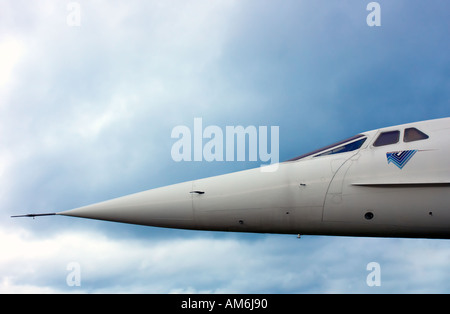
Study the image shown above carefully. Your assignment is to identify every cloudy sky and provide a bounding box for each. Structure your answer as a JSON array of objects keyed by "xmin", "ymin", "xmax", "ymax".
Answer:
[{"xmin": 1, "ymin": 0, "xmax": 449, "ymax": 293}]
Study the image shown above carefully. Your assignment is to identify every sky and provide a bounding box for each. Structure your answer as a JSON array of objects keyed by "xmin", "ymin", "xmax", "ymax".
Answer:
[{"xmin": 1, "ymin": 0, "xmax": 449, "ymax": 293}]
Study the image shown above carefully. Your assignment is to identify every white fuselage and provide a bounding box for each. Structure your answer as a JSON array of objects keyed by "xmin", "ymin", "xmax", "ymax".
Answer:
[{"xmin": 60, "ymin": 117, "xmax": 450, "ymax": 239}]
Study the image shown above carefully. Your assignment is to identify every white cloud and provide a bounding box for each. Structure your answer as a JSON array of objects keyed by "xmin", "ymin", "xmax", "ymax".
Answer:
[
  {"xmin": 68, "ymin": 94, "xmax": 134, "ymax": 140},
  {"xmin": 0, "ymin": 37, "xmax": 25, "ymax": 89},
  {"xmin": 2, "ymin": 223, "xmax": 450, "ymax": 294}
]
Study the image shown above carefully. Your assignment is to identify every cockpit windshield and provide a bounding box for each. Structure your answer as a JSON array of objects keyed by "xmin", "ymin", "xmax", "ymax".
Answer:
[{"xmin": 287, "ymin": 134, "xmax": 366, "ymax": 162}]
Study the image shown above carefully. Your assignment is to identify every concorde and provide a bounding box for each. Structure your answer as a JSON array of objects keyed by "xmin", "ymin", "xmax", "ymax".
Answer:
[{"xmin": 13, "ymin": 117, "xmax": 450, "ymax": 239}]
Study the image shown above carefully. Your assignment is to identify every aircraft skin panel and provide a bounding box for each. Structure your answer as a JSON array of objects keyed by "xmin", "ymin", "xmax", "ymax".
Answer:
[{"xmin": 190, "ymin": 158, "xmax": 335, "ymax": 233}]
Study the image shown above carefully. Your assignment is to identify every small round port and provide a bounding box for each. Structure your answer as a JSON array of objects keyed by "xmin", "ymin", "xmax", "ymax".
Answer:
[{"xmin": 364, "ymin": 212, "xmax": 374, "ymax": 220}]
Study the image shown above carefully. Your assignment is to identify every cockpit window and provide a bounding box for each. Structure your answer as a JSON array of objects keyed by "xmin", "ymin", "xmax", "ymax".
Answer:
[
  {"xmin": 373, "ymin": 130, "xmax": 400, "ymax": 147},
  {"xmin": 287, "ymin": 134, "xmax": 366, "ymax": 161},
  {"xmin": 314, "ymin": 137, "xmax": 367, "ymax": 157},
  {"xmin": 404, "ymin": 127, "xmax": 429, "ymax": 142}
]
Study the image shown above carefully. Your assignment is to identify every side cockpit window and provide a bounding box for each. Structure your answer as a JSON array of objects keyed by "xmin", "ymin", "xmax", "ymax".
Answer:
[
  {"xmin": 373, "ymin": 130, "xmax": 400, "ymax": 147},
  {"xmin": 404, "ymin": 127, "xmax": 429, "ymax": 142},
  {"xmin": 287, "ymin": 134, "xmax": 366, "ymax": 161},
  {"xmin": 314, "ymin": 137, "xmax": 367, "ymax": 157}
]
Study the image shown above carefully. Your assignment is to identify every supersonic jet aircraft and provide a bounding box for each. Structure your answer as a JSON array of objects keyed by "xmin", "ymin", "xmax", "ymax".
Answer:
[{"xmin": 13, "ymin": 117, "xmax": 450, "ymax": 239}]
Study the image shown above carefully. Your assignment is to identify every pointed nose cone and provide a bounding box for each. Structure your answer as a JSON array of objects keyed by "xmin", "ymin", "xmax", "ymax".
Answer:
[{"xmin": 59, "ymin": 181, "xmax": 195, "ymax": 229}]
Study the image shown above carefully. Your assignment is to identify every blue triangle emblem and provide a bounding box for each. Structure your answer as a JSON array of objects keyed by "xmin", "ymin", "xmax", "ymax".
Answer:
[{"xmin": 386, "ymin": 150, "xmax": 417, "ymax": 169}]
